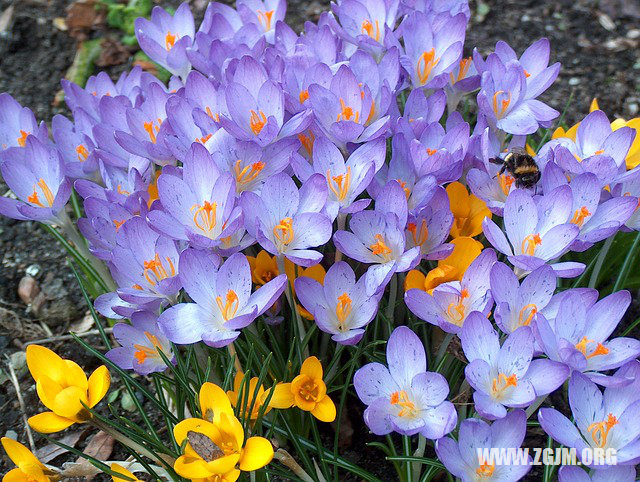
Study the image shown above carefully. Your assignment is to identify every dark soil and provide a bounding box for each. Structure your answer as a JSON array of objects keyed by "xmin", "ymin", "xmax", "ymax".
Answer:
[{"xmin": 1, "ymin": 0, "xmax": 639, "ymax": 479}]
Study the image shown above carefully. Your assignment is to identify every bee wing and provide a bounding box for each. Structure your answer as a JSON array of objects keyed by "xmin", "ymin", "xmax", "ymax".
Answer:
[{"xmin": 187, "ymin": 431, "xmax": 225, "ymax": 462}]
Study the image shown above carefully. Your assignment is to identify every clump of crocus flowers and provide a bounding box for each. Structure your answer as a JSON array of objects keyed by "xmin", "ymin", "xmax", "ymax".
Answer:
[{"xmin": 2, "ymin": 0, "xmax": 640, "ymax": 480}]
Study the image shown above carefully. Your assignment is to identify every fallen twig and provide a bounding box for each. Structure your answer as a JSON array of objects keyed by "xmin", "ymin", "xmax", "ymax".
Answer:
[
  {"xmin": 6, "ymin": 355, "xmax": 36, "ymax": 452},
  {"xmin": 24, "ymin": 327, "xmax": 114, "ymax": 346}
]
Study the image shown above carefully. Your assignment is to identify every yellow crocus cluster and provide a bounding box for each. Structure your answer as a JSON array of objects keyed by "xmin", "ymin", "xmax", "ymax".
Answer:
[
  {"xmin": 1, "ymin": 437, "xmax": 57, "ymax": 482},
  {"xmin": 26, "ymin": 345, "xmax": 110, "ymax": 433}
]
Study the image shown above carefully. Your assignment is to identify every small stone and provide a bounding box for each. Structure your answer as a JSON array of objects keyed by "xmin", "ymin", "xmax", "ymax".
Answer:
[
  {"xmin": 629, "ymin": 103, "xmax": 639, "ymax": 115},
  {"xmin": 18, "ymin": 276, "xmax": 40, "ymax": 304},
  {"xmin": 9, "ymin": 351, "xmax": 27, "ymax": 375},
  {"xmin": 4, "ymin": 430, "xmax": 17, "ymax": 441},
  {"xmin": 568, "ymin": 77, "xmax": 581, "ymax": 86},
  {"xmin": 628, "ymin": 29, "xmax": 640, "ymax": 39},
  {"xmin": 521, "ymin": 14, "xmax": 531, "ymax": 22},
  {"xmin": 25, "ymin": 264, "xmax": 41, "ymax": 278}
]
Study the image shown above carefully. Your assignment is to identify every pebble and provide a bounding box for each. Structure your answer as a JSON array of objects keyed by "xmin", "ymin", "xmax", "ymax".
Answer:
[
  {"xmin": 18, "ymin": 276, "xmax": 40, "ymax": 304},
  {"xmin": 568, "ymin": 77, "xmax": 581, "ymax": 86},
  {"xmin": 629, "ymin": 103, "xmax": 639, "ymax": 115},
  {"xmin": 25, "ymin": 264, "xmax": 41, "ymax": 278},
  {"xmin": 4, "ymin": 430, "xmax": 17, "ymax": 441},
  {"xmin": 628, "ymin": 29, "xmax": 640, "ymax": 39},
  {"xmin": 9, "ymin": 351, "xmax": 27, "ymax": 374}
]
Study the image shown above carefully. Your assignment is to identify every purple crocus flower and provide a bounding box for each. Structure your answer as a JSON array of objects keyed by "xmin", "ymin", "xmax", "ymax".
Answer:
[
  {"xmin": 399, "ymin": 11, "xmax": 466, "ymax": 89},
  {"xmin": 333, "ymin": 181, "xmax": 421, "ymax": 295},
  {"xmin": 0, "ymin": 135, "xmax": 71, "ymax": 223},
  {"xmin": 610, "ymin": 168, "xmax": 640, "ymax": 231},
  {"xmin": 240, "ymin": 173, "xmax": 332, "ymax": 267},
  {"xmin": 106, "ymin": 311, "xmax": 175, "ymax": 375},
  {"xmin": 237, "ymin": 0, "xmax": 286, "ymax": 42},
  {"xmin": 476, "ymin": 39, "xmax": 561, "ymax": 106},
  {"xmin": 444, "ymin": 55, "xmax": 480, "ymax": 113},
  {"xmin": 461, "ymin": 312, "xmax": 569, "ymax": 420},
  {"xmin": 292, "ymin": 136, "xmax": 384, "ymax": 220},
  {"xmin": 559, "ymin": 465, "xmax": 637, "ymax": 482},
  {"xmin": 207, "ymin": 129, "xmax": 297, "ymax": 194},
  {"xmin": 482, "ymin": 187, "xmax": 583, "ymax": 277},
  {"xmin": 0, "ymin": 93, "xmax": 47, "ymax": 156},
  {"xmin": 147, "ymin": 144, "xmax": 243, "ymax": 249},
  {"xmin": 539, "ymin": 369, "xmax": 640, "ymax": 466},
  {"xmin": 538, "ymin": 110, "xmax": 635, "ymax": 171},
  {"xmin": 295, "ymin": 261, "xmax": 379, "ymax": 345},
  {"xmin": 534, "ymin": 289, "xmax": 640, "ymax": 386},
  {"xmin": 541, "ymin": 169, "xmax": 638, "ymax": 251},
  {"xmin": 490, "ymin": 262, "xmax": 556, "ymax": 334},
  {"xmin": 158, "ymin": 249, "xmax": 286, "ymax": 347},
  {"xmin": 404, "ymin": 249, "xmax": 496, "ymax": 334},
  {"xmin": 105, "ymin": 216, "xmax": 182, "ymax": 306},
  {"xmin": 354, "ymin": 326, "xmax": 457, "ymax": 438},
  {"xmin": 328, "ymin": 0, "xmax": 400, "ymax": 58},
  {"xmin": 435, "ymin": 410, "xmax": 532, "ymax": 481},
  {"xmin": 51, "ymin": 114, "xmax": 98, "ymax": 179},
  {"xmin": 477, "ymin": 53, "xmax": 559, "ymax": 135},
  {"xmin": 308, "ymin": 64, "xmax": 390, "ymax": 149},
  {"xmin": 395, "ymin": 88, "xmax": 446, "ymax": 140},
  {"xmin": 219, "ymin": 56, "xmax": 311, "ymax": 147},
  {"xmin": 405, "ymin": 187, "xmax": 454, "ymax": 260},
  {"xmin": 135, "ymin": 2, "xmax": 195, "ymax": 79}
]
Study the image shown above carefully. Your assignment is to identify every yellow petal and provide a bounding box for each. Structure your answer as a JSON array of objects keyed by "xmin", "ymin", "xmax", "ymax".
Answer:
[
  {"xmin": 404, "ymin": 270, "xmax": 426, "ymax": 292},
  {"xmin": 111, "ymin": 462, "xmax": 139, "ymax": 481},
  {"xmin": 311, "ymin": 395, "xmax": 336, "ymax": 422},
  {"xmin": 299, "ymin": 263, "xmax": 326, "ymax": 283},
  {"xmin": 300, "ymin": 356, "xmax": 323, "ymax": 380},
  {"xmin": 26, "ymin": 345, "xmax": 66, "ymax": 385},
  {"xmin": 52, "ymin": 386, "xmax": 90, "ymax": 421},
  {"xmin": 28, "ymin": 412, "xmax": 75, "ymax": 433},
  {"xmin": 440, "ymin": 237, "xmax": 483, "ymax": 277},
  {"xmin": 63, "ymin": 359, "xmax": 89, "ymax": 391},
  {"xmin": 590, "ymin": 98, "xmax": 600, "ymax": 112},
  {"xmin": 1, "ymin": 437, "xmax": 43, "ymax": 470},
  {"xmin": 266, "ymin": 383, "xmax": 295, "ymax": 409},
  {"xmin": 207, "ymin": 454, "xmax": 241, "ymax": 475},
  {"xmin": 174, "ymin": 455, "xmax": 216, "ymax": 479},
  {"xmin": 525, "ymin": 143, "xmax": 536, "ymax": 157},
  {"xmin": 238, "ymin": 437, "xmax": 274, "ymax": 471},
  {"xmin": 3, "ymin": 468, "xmax": 32, "ymax": 482},
  {"xmin": 88, "ymin": 365, "xmax": 110, "ymax": 407},
  {"xmin": 36, "ymin": 376, "xmax": 63, "ymax": 412},
  {"xmin": 467, "ymin": 195, "xmax": 491, "ymax": 237},
  {"xmin": 217, "ymin": 412, "xmax": 244, "ymax": 450},
  {"xmin": 446, "ymin": 182, "xmax": 470, "ymax": 219},
  {"xmin": 423, "ymin": 265, "xmax": 456, "ymax": 292},
  {"xmin": 173, "ymin": 418, "xmax": 218, "ymax": 447},
  {"xmin": 199, "ymin": 382, "xmax": 233, "ymax": 423}
]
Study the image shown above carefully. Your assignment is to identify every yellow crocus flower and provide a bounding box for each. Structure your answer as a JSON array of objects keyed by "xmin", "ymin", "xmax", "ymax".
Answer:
[
  {"xmin": 446, "ymin": 182, "xmax": 491, "ymax": 238},
  {"xmin": 268, "ymin": 356, "xmax": 336, "ymax": 422},
  {"xmin": 405, "ymin": 237, "xmax": 483, "ymax": 293},
  {"xmin": 1, "ymin": 437, "xmax": 58, "ymax": 482},
  {"xmin": 26, "ymin": 345, "xmax": 110, "ymax": 433},
  {"xmin": 226, "ymin": 372, "xmax": 272, "ymax": 420},
  {"xmin": 247, "ymin": 250, "xmax": 326, "ymax": 319},
  {"xmin": 111, "ymin": 463, "xmax": 140, "ymax": 481}
]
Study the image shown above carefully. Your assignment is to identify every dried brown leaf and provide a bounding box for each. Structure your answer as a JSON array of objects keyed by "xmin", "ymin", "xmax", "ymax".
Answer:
[{"xmin": 36, "ymin": 430, "xmax": 85, "ymax": 463}]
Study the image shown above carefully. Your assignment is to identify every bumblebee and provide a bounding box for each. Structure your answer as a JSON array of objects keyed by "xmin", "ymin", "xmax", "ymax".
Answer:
[{"xmin": 490, "ymin": 147, "xmax": 540, "ymax": 189}]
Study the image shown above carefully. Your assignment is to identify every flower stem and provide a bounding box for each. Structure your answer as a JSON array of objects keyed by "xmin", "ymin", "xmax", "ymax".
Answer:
[
  {"xmin": 412, "ymin": 435, "xmax": 427, "ymax": 482},
  {"xmin": 385, "ymin": 274, "xmax": 398, "ymax": 324},
  {"xmin": 228, "ymin": 342, "xmax": 243, "ymax": 374},
  {"xmin": 525, "ymin": 394, "xmax": 548, "ymax": 419},
  {"xmin": 274, "ymin": 448, "xmax": 315, "ymax": 482},
  {"xmin": 276, "ymin": 255, "xmax": 309, "ymax": 358},
  {"xmin": 334, "ymin": 213, "xmax": 347, "ymax": 263}
]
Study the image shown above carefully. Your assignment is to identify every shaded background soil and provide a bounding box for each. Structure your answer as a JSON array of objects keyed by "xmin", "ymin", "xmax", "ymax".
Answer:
[{"xmin": 1, "ymin": 0, "xmax": 639, "ymax": 479}]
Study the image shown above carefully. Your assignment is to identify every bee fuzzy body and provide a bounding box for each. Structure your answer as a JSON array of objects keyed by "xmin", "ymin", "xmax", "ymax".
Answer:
[{"xmin": 491, "ymin": 147, "xmax": 541, "ymax": 190}]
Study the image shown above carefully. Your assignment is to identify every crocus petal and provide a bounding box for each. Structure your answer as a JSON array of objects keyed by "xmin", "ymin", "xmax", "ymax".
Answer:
[
  {"xmin": 311, "ymin": 396, "xmax": 337, "ymax": 422},
  {"xmin": 87, "ymin": 365, "xmax": 111, "ymax": 407},
  {"xmin": 28, "ymin": 412, "xmax": 75, "ymax": 433},
  {"xmin": 238, "ymin": 436, "xmax": 274, "ymax": 471}
]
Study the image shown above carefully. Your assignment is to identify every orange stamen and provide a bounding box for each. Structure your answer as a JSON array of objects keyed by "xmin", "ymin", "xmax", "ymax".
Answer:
[
  {"xmin": 498, "ymin": 173, "xmax": 515, "ymax": 196},
  {"xmin": 143, "ymin": 253, "xmax": 176, "ymax": 286},
  {"xmin": 216, "ymin": 289, "xmax": 239, "ymax": 321},
  {"xmin": 75, "ymin": 144, "xmax": 89, "ymax": 161},
  {"xmin": 361, "ymin": 19, "xmax": 381, "ymax": 42},
  {"xmin": 518, "ymin": 303, "xmax": 538, "ymax": 327},
  {"xmin": 257, "ymin": 9, "xmax": 275, "ymax": 31},
  {"xmin": 570, "ymin": 206, "xmax": 591, "ymax": 227},
  {"xmin": 196, "ymin": 134, "xmax": 212, "ymax": 144},
  {"xmin": 143, "ymin": 118, "xmax": 162, "ymax": 144},
  {"xmin": 492, "ymin": 90, "xmax": 511, "ymax": 119},
  {"xmin": 205, "ymin": 106, "xmax": 220, "ymax": 122},
  {"xmin": 370, "ymin": 234, "xmax": 392, "ymax": 260},
  {"xmin": 190, "ymin": 200, "xmax": 218, "ymax": 234},
  {"xmin": 234, "ymin": 159, "xmax": 265, "ymax": 186},
  {"xmin": 299, "ymin": 89, "xmax": 309, "ymax": 104},
  {"xmin": 335, "ymin": 293, "xmax": 352, "ymax": 330},
  {"xmin": 390, "ymin": 390, "xmax": 417, "ymax": 417},
  {"xmin": 17, "ymin": 130, "xmax": 29, "ymax": 147},
  {"xmin": 113, "ymin": 219, "xmax": 126, "ymax": 231},
  {"xmin": 587, "ymin": 413, "xmax": 618, "ymax": 448},
  {"xmin": 492, "ymin": 373, "xmax": 518, "ymax": 395},
  {"xmin": 521, "ymin": 233, "xmax": 542, "ymax": 256},
  {"xmin": 165, "ymin": 32, "xmax": 177, "ymax": 51},
  {"xmin": 476, "ymin": 461, "xmax": 495, "ymax": 477},
  {"xmin": 575, "ymin": 337, "xmax": 610, "ymax": 360},
  {"xmin": 417, "ymin": 48, "xmax": 440, "ymax": 85},
  {"xmin": 27, "ymin": 179, "xmax": 55, "ymax": 207},
  {"xmin": 426, "ymin": 148, "xmax": 437, "ymax": 156},
  {"xmin": 337, "ymin": 98, "xmax": 359, "ymax": 123},
  {"xmin": 407, "ymin": 220, "xmax": 429, "ymax": 247},
  {"xmin": 133, "ymin": 332, "xmax": 163, "ymax": 364},
  {"xmin": 327, "ymin": 167, "xmax": 351, "ymax": 201},
  {"xmin": 396, "ymin": 179, "xmax": 411, "ymax": 199},
  {"xmin": 274, "ymin": 217, "xmax": 294, "ymax": 246},
  {"xmin": 298, "ymin": 131, "xmax": 315, "ymax": 156},
  {"xmin": 250, "ymin": 110, "xmax": 267, "ymax": 135},
  {"xmin": 594, "ymin": 149, "xmax": 605, "ymax": 155},
  {"xmin": 446, "ymin": 288, "xmax": 469, "ymax": 325}
]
